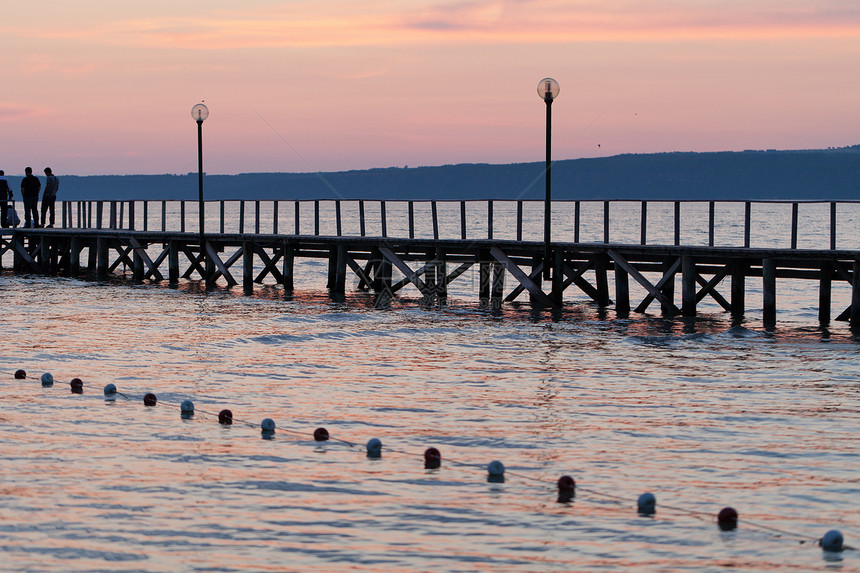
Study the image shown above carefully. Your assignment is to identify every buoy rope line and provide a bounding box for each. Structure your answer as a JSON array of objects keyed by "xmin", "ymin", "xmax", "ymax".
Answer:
[{"xmin": 6, "ymin": 369, "xmax": 851, "ymax": 553}]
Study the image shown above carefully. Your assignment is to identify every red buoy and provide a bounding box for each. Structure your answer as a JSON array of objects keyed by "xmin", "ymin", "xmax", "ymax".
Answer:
[
  {"xmin": 557, "ymin": 475, "xmax": 576, "ymax": 502},
  {"xmin": 717, "ymin": 507, "xmax": 738, "ymax": 531},
  {"xmin": 14, "ymin": 369, "xmax": 26, "ymax": 379},
  {"xmin": 313, "ymin": 427, "xmax": 329, "ymax": 441},
  {"xmin": 143, "ymin": 393, "xmax": 157, "ymax": 407},
  {"xmin": 70, "ymin": 378, "xmax": 83, "ymax": 394},
  {"xmin": 218, "ymin": 409, "xmax": 233, "ymax": 425},
  {"xmin": 424, "ymin": 447, "xmax": 441, "ymax": 469}
]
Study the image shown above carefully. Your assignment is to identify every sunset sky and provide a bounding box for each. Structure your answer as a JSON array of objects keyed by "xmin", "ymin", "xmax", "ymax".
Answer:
[{"xmin": 2, "ymin": 1, "xmax": 859, "ymax": 175}]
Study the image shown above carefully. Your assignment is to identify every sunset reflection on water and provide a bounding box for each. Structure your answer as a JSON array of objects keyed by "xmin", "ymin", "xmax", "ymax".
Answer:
[{"xmin": 0, "ymin": 273, "xmax": 856, "ymax": 571}]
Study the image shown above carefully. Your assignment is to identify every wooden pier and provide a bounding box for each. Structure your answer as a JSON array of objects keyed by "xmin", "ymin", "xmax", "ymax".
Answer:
[{"xmin": 2, "ymin": 224, "xmax": 859, "ymax": 326}]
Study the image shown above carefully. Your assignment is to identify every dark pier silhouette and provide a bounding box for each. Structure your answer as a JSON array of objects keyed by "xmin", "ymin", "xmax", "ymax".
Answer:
[{"xmin": 1, "ymin": 198, "xmax": 858, "ymax": 326}]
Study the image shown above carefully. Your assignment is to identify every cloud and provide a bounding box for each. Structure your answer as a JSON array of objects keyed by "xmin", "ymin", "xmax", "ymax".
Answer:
[
  {"xmin": 0, "ymin": 104, "xmax": 49, "ymax": 121},
  {"xmin": 14, "ymin": 0, "xmax": 860, "ymax": 50}
]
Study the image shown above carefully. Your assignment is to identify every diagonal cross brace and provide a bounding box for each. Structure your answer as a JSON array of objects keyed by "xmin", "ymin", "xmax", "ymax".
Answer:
[
  {"xmin": 379, "ymin": 246, "xmax": 432, "ymax": 296},
  {"xmin": 607, "ymin": 249, "xmax": 680, "ymax": 314},
  {"xmin": 490, "ymin": 247, "xmax": 553, "ymax": 306}
]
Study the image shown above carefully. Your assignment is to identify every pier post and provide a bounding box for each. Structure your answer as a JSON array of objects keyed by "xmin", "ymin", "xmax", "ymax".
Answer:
[
  {"xmin": 595, "ymin": 253, "xmax": 610, "ymax": 307},
  {"xmin": 243, "ymin": 241, "xmax": 254, "ymax": 295},
  {"xmin": 551, "ymin": 249, "xmax": 564, "ymax": 305},
  {"xmin": 326, "ymin": 247, "xmax": 337, "ymax": 289},
  {"xmin": 762, "ymin": 258, "xmax": 777, "ymax": 325},
  {"xmin": 492, "ymin": 260, "xmax": 505, "ymax": 309},
  {"xmin": 69, "ymin": 237, "xmax": 80, "ymax": 276},
  {"xmin": 168, "ymin": 241, "xmax": 179, "ymax": 286},
  {"xmin": 819, "ymin": 262, "xmax": 832, "ymax": 324},
  {"xmin": 660, "ymin": 257, "xmax": 676, "ymax": 315},
  {"xmin": 334, "ymin": 245, "xmax": 347, "ymax": 293},
  {"xmin": 681, "ymin": 255, "xmax": 696, "ymax": 316},
  {"xmin": 614, "ymin": 260, "xmax": 630, "ymax": 316},
  {"xmin": 282, "ymin": 243, "xmax": 294, "ymax": 292},
  {"xmin": 851, "ymin": 260, "xmax": 860, "ymax": 327},
  {"xmin": 39, "ymin": 236, "xmax": 49, "ymax": 273},
  {"xmin": 96, "ymin": 237, "xmax": 109, "ymax": 280},
  {"xmin": 731, "ymin": 260, "xmax": 746, "ymax": 318},
  {"xmin": 435, "ymin": 247, "xmax": 448, "ymax": 304},
  {"xmin": 479, "ymin": 250, "xmax": 490, "ymax": 306},
  {"xmin": 132, "ymin": 240, "xmax": 144, "ymax": 283}
]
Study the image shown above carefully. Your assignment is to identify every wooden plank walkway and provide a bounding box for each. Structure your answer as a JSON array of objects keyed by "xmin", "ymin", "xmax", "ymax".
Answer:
[{"xmin": 2, "ymin": 228, "xmax": 858, "ymax": 326}]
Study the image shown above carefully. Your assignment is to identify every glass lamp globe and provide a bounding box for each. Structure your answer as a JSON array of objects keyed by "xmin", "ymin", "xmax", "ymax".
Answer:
[
  {"xmin": 191, "ymin": 103, "xmax": 209, "ymax": 122},
  {"xmin": 537, "ymin": 78, "xmax": 560, "ymax": 101}
]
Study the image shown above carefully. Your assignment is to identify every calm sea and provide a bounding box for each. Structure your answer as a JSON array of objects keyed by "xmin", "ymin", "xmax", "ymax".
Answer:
[{"xmin": 0, "ymin": 202, "xmax": 857, "ymax": 572}]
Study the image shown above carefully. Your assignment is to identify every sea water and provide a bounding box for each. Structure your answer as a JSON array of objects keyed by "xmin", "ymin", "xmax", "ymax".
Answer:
[{"xmin": 0, "ymin": 202, "xmax": 857, "ymax": 572}]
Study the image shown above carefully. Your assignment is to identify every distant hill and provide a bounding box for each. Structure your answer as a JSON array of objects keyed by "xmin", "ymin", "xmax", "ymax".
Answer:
[{"xmin": 6, "ymin": 147, "xmax": 859, "ymax": 201}]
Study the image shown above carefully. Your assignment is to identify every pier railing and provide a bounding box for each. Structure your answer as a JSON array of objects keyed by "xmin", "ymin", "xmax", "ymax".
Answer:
[{"xmin": 45, "ymin": 198, "xmax": 860, "ymax": 250}]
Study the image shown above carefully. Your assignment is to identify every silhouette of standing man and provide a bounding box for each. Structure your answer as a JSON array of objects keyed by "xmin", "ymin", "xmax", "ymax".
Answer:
[
  {"xmin": 21, "ymin": 167, "xmax": 41, "ymax": 228},
  {"xmin": 41, "ymin": 167, "xmax": 58, "ymax": 228},
  {"xmin": 0, "ymin": 170, "xmax": 11, "ymax": 228}
]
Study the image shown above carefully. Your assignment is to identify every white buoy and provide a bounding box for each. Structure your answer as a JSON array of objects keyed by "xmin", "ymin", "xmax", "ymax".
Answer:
[
  {"xmin": 261, "ymin": 418, "xmax": 276, "ymax": 434},
  {"xmin": 104, "ymin": 383, "xmax": 117, "ymax": 396},
  {"xmin": 180, "ymin": 400, "xmax": 194, "ymax": 417},
  {"xmin": 637, "ymin": 492, "xmax": 656, "ymax": 515},
  {"xmin": 487, "ymin": 460, "xmax": 505, "ymax": 483},
  {"xmin": 366, "ymin": 438, "xmax": 382, "ymax": 458},
  {"xmin": 820, "ymin": 530, "xmax": 844, "ymax": 552},
  {"xmin": 41, "ymin": 373, "xmax": 54, "ymax": 386}
]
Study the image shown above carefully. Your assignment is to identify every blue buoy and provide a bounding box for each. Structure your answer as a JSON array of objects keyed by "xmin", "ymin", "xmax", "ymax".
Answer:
[
  {"xmin": 487, "ymin": 460, "xmax": 505, "ymax": 483},
  {"xmin": 557, "ymin": 475, "xmax": 576, "ymax": 503},
  {"xmin": 261, "ymin": 418, "xmax": 276, "ymax": 434},
  {"xmin": 40, "ymin": 373, "xmax": 54, "ymax": 387},
  {"xmin": 366, "ymin": 438, "xmax": 382, "ymax": 458},
  {"xmin": 70, "ymin": 378, "xmax": 83, "ymax": 394},
  {"xmin": 104, "ymin": 383, "xmax": 117, "ymax": 396},
  {"xmin": 638, "ymin": 492, "xmax": 656, "ymax": 515},
  {"xmin": 218, "ymin": 409, "xmax": 233, "ymax": 425},
  {"xmin": 14, "ymin": 369, "xmax": 26, "ymax": 380},
  {"xmin": 180, "ymin": 399, "xmax": 194, "ymax": 418},
  {"xmin": 820, "ymin": 530, "xmax": 844, "ymax": 552},
  {"xmin": 717, "ymin": 507, "xmax": 738, "ymax": 531}
]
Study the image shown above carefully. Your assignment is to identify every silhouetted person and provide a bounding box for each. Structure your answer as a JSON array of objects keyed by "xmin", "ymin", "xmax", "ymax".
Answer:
[
  {"xmin": 41, "ymin": 167, "xmax": 58, "ymax": 228},
  {"xmin": 20, "ymin": 167, "xmax": 40, "ymax": 228},
  {"xmin": 0, "ymin": 170, "xmax": 11, "ymax": 228}
]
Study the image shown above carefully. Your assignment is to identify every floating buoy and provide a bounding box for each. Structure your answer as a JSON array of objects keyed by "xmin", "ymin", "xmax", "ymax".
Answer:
[
  {"xmin": 424, "ymin": 447, "xmax": 441, "ymax": 469},
  {"xmin": 261, "ymin": 418, "xmax": 276, "ymax": 434},
  {"xmin": 637, "ymin": 492, "xmax": 656, "ymax": 515},
  {"xmin": 180, "ymin": 400, "xmax": 194, "ymax": 418},
  {"xmin": 557, "ymin": 475, "xmax": 576, "ymax": 503},
  {"xmin": 218, "ymin": 409, "xmax": 233, "ymax": 425},
  {"xmin": 717, "ymin": 507, "xmax": 738, "ymax": 531},
  {"xmin": 14, "ymin": 369, "xmax": 26, "ymax": 380},
  {"xmin": 70, "ymin": 378, "xmax": 83, "ymax": 394},
  {"xmin": 366, "ymin": 438, "xmax": 382, "ymax": 458},
  {"xmin": 487, "ymin": 460, "xmax": 505, "ymax": 483},
  {"xmin": 313, "ymin": 427, "xmax": 329, "ymax": 442},
  {"xmin": 143, "ymin": 393, "xmax": 157, "ymax": 407},
  {"xmin": 104, "ymin": 383, "xmax": 117, "ymax": 396},
  {"xmin": 820, "ymin": 530, "xmax": 844, "ymax": 552},
  {"xmin": 40, "ymin": 373, "xmax": 54, "ymax": 387}
]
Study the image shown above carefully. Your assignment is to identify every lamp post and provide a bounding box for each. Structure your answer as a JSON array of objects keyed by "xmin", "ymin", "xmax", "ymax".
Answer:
[
  {"xmin": 191, "ymin": 103, "xmax": 209, "ymax": 245},
  {"xmin": 538, "ymin": 78, "xmax": 559, "ymax": 281}
]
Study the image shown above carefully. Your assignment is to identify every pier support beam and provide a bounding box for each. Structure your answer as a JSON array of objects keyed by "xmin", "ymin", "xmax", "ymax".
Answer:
[
  {"xmin": 762, "ymin": 258, "xmax": 777, "ymax": 325},
  {"xmin": 731, "ymin": 260, "xmax": 746, "ymax": 319},
  {"xmin": 168, "ymin": 241, "xmax": 179, "ymax": 286},
  {"xmin": 96, "ymin": 237, "xmax": 109, "ymax": 280},
  {"xmin": 243, "ymin": 241, "xmax": 254, "ymax": 295},
  {"xmin": 819, "ymin": 262, "xmax": 832, "ymax": 324},
  {"xmin": 681, "ymin": 255, "xmax": 696, "ymax": 316},
  {"xmin": 614, "ymin": 262, "xmax": 630, "ymax": 317},
  {"xmin": 282, "ymin": 244, "xmax": 294, "ymax": 292},
  {"xmin": 851, "ymin": 260, "xmax": 860, "ymax": 327}
]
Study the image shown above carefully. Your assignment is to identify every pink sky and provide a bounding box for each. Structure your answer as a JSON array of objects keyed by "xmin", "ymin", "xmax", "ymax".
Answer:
[{"xmin": 1, "ymin": 1, "xmax": 859, "ymax": 175}]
